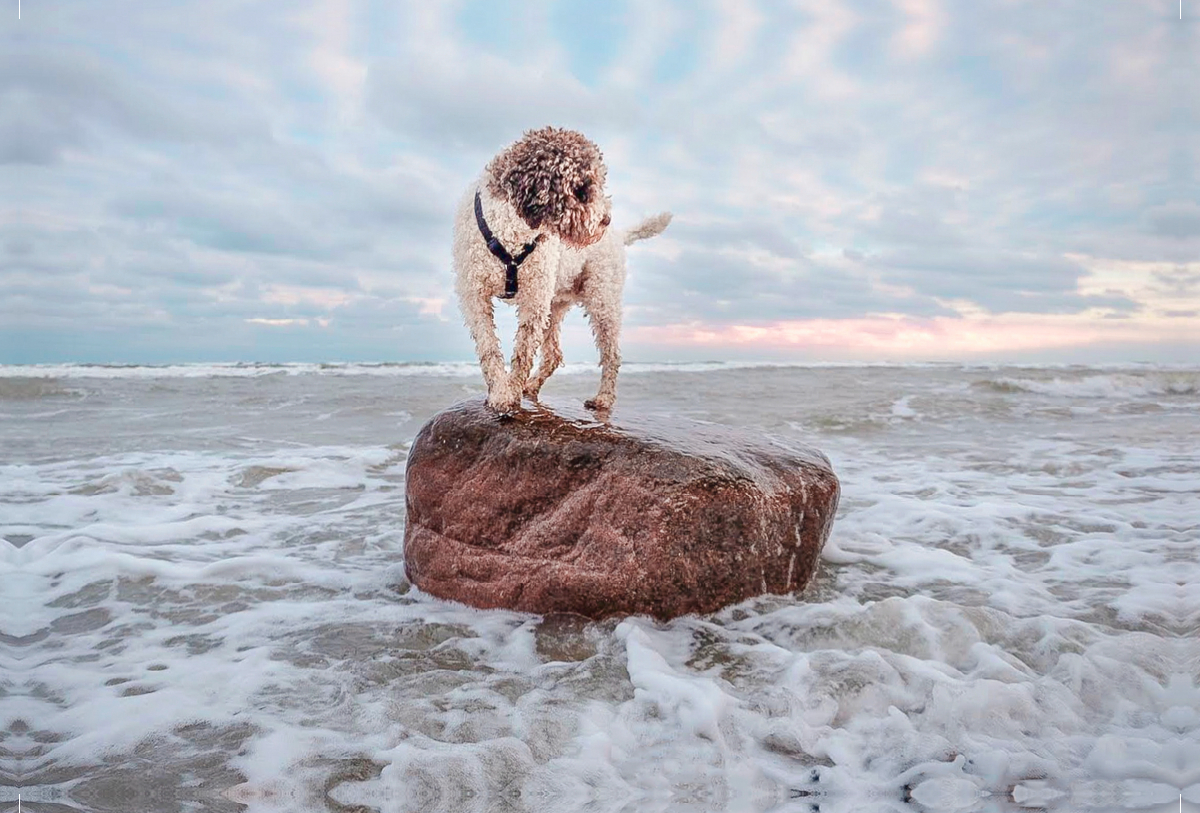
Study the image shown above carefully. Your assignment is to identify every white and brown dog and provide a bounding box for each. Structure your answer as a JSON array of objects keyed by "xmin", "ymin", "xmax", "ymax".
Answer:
[{"xmin": 453, "ymin": 126, "xmax": 671, "ymax": 414}]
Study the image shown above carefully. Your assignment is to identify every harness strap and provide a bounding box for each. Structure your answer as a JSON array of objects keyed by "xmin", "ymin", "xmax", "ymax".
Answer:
[{"xmin": 474, "ymin": 190, "xmax": 541, "ymax": 299}]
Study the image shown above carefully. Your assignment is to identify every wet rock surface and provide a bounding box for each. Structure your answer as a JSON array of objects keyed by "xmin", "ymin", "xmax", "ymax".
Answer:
[{"xmin": 403, "ymin": 398, "xmax": 840, "ymax": 619}]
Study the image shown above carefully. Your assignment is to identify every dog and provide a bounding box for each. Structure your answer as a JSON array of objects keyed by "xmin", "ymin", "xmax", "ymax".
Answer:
[{"xmin": 453, "ymin": 126, "xmax": 671, "ymax": 414}]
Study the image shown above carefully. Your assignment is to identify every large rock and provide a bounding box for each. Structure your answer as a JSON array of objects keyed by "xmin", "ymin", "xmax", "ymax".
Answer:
[{"xmin": 403, "ymin": 398, "xmax": 840, "ymax": 620}]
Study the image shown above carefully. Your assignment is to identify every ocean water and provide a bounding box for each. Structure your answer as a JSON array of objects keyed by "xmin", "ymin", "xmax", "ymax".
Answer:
[{"xmin": 2, "ymin": 362, "xmax": 1198, "ymax": 813}]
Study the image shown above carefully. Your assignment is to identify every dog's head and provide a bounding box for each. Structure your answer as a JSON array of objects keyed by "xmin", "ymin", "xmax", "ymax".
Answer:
[{"xmin": 486, "ymin": 127, "xmax": 611, "ymax": 248}]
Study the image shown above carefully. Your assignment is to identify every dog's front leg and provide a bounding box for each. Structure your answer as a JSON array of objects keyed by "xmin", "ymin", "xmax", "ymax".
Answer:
[
  {"xmin": 458, "ymin": 290, "xmax": 515, "ymax": 412},
  {"xmin": 505, "ymin": 267, "xmax": 556, "ymax": 412}
]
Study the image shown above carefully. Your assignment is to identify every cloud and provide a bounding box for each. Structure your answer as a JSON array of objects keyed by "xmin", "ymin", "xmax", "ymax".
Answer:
[
  {"xmin": 245, "ymin": 317, "xmax": 327, "ymax": 327},
  {"xmin": 1, "ymin": 49, "xmax": 269, "ymax": 165},
  {"xmin": 891, "ymin": 0, "xmax": 944, "ymax": 59},
  {"xmin": 1145, "ymin": 201, "xmax": 1200, "ymax": 240},
  {"xmin": 3, "ymin": 0, "xmax": 1196, "ymax": 364},
  {"xmin": 366, "ymin": 52, "xmax": 638, "ymax": 153},
  {"xmin": 628, "ymin": 309, "xmax": 1194, "ymax": 361}
]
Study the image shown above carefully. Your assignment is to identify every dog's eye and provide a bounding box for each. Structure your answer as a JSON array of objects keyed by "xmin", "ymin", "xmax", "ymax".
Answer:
[{"xmin": 574, "ymin": 183, "xmax": 591, "ymax": 203}]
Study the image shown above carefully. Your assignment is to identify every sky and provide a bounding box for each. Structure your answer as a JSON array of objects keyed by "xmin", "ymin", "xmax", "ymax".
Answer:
[{"xmin": 2, "ymin": 0, "xmax": 1197, "ymax": 365}]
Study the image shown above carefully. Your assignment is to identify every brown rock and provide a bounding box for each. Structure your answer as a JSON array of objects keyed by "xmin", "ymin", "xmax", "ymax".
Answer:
[{"xmin": 403, "ymin": 398, "xmax": 840, "ymax": 620}]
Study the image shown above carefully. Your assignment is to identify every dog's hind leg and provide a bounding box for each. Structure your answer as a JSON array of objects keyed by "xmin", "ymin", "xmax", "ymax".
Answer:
[
  {"xmin": 581, "ymin": 285, "xmax": 622, "ymax": 412},
  {"xmin": 458, "ymin": 290, "xmax": 515, "ymax": 411},
  {"xmin": 524, "ymin": 297, "xmax": 572, "ymax": 401}
]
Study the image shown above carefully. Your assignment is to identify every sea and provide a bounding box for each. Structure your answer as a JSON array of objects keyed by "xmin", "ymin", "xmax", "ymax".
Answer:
[{"xmin": 1, "ymin": 361, "xmax": 1198, "ymax": 813}]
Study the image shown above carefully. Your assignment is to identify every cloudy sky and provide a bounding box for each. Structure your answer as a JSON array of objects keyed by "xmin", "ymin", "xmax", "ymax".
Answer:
[{"xmin": 2, "ymin": 0, "xmax": 1196, "ymax": 364}]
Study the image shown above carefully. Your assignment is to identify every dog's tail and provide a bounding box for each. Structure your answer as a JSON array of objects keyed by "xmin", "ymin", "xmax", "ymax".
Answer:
[{"xmin": 623, "ymin": 212, "xmax": 673, "ymax": 246}]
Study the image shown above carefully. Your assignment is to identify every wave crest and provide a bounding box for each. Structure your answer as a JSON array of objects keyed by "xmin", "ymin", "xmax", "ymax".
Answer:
[{"xmin": 976, "ymin": 372, "xmax": 1199, "ymax": 399}]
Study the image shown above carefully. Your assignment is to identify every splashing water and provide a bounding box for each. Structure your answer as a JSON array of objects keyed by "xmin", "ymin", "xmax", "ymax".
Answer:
[{"xmin": 2, "ymin": 363, "xmax": 1197, "ymax": 812}]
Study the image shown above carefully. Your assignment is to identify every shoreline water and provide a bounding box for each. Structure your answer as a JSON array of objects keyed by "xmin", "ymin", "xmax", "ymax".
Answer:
[{"xmin": 2, "ymin": 363, "xmax": 1198, "ymax": 812}]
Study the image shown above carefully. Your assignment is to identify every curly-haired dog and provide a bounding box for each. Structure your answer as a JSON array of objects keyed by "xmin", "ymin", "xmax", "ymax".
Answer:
[{"xmin": 453, "ymin": 126, "xmax": 671, "ymax": 413}]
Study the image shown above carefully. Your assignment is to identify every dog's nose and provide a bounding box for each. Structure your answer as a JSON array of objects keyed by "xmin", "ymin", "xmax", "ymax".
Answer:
[{"xmin": 601, "ymin": 215, "xmax": 611, "ymax": 227}]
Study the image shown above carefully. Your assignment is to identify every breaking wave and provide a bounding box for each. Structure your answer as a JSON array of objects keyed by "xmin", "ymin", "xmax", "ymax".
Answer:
[
  {"xmin": 0, "ymin": 378, "xmax": 79, "ymax": 400},
  {"xmin": 1, "ymin": 360, "xmax": 968, "ymax": 380},
  {"xmin": 977, "ymin": 372, "xmax": 1199, "ymax": 399}
]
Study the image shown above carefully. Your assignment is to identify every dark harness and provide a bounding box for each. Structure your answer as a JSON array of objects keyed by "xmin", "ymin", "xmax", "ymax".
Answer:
[{"xmin": 474, "ymin": 190, "xmax": 541, "ymax": 299}]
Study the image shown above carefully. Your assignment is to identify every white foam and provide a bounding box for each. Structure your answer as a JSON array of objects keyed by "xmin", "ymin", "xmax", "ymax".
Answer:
[
  {"xmin": 0, "ymin": 360, "xmax": 754, "ymax": 380},
  {"xmin": 11, "ymin": 359, "xmax": 1188, "ymax": 380},
  {"xmin": 3, "ymin": 362, "xmax": 1197, "ymax": 811},
  {"xmin": 985, "ymin": 371, "xmax": 1200, "ymax": 399},
  {"xmin": 890, "ymin": 395, "xmax": 918, "ymax": 418}
]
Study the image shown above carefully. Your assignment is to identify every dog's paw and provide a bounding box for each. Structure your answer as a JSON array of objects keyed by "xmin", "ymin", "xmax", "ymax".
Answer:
[
  {"xmin": 584, "ymin": 396, "xmax": 614, "ymax": 412},
  {"xmin": 522, "ymin": 384, "xmax": 542, "ymax": 402},
  {"xmin": 487, "ymin": 394, "xmax": 521, "ymax": 414},
  {"xmin": 487, "ymin": 382, "xmax": 522, "ymax": 414}
]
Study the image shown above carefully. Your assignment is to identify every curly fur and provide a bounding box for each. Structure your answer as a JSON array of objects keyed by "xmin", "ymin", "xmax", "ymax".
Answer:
[
  {"xmin": 454, "ymin": 127, "xmax": 671, "ymax": 414},
  {"xmin": 486, "ymin": 127, "xmax": 610, "ymax": 248}
]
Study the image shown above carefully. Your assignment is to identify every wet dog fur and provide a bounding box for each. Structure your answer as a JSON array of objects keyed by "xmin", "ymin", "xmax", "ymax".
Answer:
[{"xmin": 453, "ymin": 127, "xmax": 671, "ymax": 413}]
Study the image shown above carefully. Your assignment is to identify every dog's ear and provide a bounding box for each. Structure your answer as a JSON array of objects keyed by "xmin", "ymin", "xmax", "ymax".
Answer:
[{"xmin": 488, "ymin": 127, "xmax": 608, "ymax": 246}]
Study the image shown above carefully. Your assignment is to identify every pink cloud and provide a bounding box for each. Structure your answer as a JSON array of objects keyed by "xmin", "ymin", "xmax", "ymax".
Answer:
[{"xmin": 627, "ymin": 314, "xmax": 1197, "ymax": 359}]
